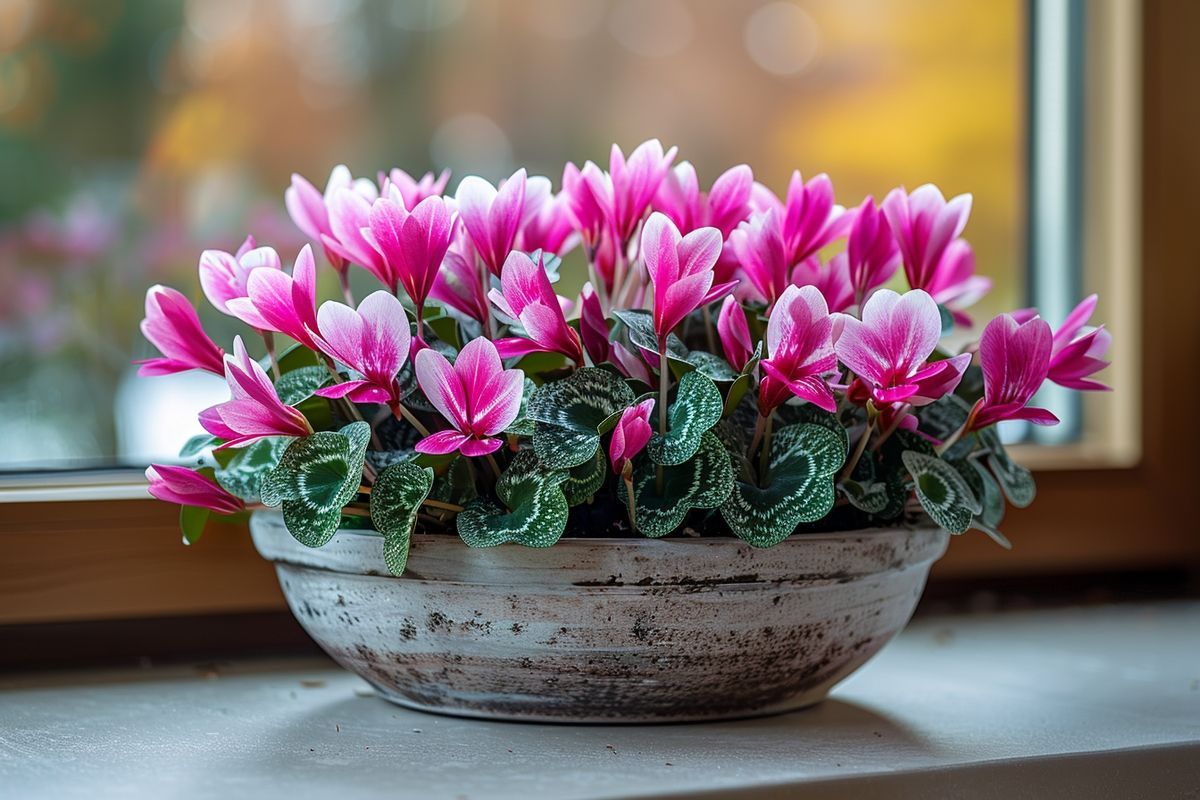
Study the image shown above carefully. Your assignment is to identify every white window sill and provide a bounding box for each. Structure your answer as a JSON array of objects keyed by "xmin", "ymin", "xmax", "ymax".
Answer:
[{"xmin": 2, "ymin": 602, "xmax": 1197, "ymax": 799}]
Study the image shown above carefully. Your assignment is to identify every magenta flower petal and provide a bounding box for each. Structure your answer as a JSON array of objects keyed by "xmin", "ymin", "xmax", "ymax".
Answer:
[
  {"xmin": 970, "ymin": 313, "xmax": 1056, "ymax": 430},
  {"xmin": 579, "ymin": 282, "xmax": 611, "ymax": 365},
  {"xmin": 643, "ymin": 213, "xmax": 722, "ymax": 342},
  {"xmin": 456, "ymin": 169, "xmax": 527, "ymax": 277},
  {"xmin": 415, "ymin": 429, "xmax": 472, "ymax": 455},
  {"xmin": 758, "ymin": 285, "xmax": 836, "ymax": 415},
  {"xmin": 717, "ymin": 296, "xmax": 754, "ymax": 371},
  {"xmin": 609, "ymin": 397, "xmax": 655, "ymax": 473},
  {"xmin": 413, "ymin": 338, "xmax": 522, "ymax": 455},
  {"xmin": 137, "ymin": 285, "xmax": 226, "ymax": 376},
  {"xmin": 146, "ymin": 465, "xmax": 244, "ymax": 514}
]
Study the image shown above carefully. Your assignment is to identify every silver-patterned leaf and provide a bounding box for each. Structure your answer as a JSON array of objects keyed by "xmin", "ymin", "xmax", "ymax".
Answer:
[
  {"xmin": 274, "ymin": 365, "xmax": 331, "ymax": 406},
  {"xmin": 214, "ymin": 437, "xmax": 288, "ymax": 501},
  {"xmin": 562, "ymin": 448, "xmax": 606, "ymax": 506},
  {"xmin": 901, "ymin": 450, "xmax": 980, "ymax": 534},
  {"xmin": 504, "ymin": 378, "xmax": 539, "ymax": 437},
  {"xmin": 369, "ymin": 462, "xmax": 434, "ymax": 575},
  {"xmin": 646, "ymin": 371, "xmax": 723, "ymax": 466},
  {"xmin": 634, "ymin": 432, "xmax": 734, "ymax": 537},
  {"xmin": 260, "ymin": 422, "xmax": 371, "ymax": 547},
  {"xmin": 528, "ymin": 367, "xmax": 634, "ymax": 469},
  {"xmin": 720, "ymin": 423, "xmax": 845, "ymax": 547},
  {"xmin": 455, "ymin": 450, "xmax": 569, "ymax": 548},
  {"xmin": 840, "ymin": 478, "xmax": 890, "ymax": 514}
]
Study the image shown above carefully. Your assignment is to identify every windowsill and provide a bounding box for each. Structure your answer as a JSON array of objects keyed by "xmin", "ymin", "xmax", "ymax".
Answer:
[{"xmin": 3, "ymin": 602, "xmax": 1197, "ymax": 799}]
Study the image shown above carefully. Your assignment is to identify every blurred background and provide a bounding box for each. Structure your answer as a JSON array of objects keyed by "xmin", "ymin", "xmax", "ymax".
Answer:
[{"xmin": 0, "ymin": 0, "xmax": 1023, "ymax": 470}]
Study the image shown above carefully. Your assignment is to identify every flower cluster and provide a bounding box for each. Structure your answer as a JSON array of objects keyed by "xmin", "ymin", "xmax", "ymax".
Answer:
[{"xmin": 140, "ymin": 141, "xmax": 1111, "ymax": 569}]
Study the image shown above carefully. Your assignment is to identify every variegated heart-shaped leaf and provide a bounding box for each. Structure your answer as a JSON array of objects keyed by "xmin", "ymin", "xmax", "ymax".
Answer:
[
  {"xmin": 504, "ymin": 378, "xmax": 539, "ymax": 437},
  {"xmin": 634, "ymin": 431, "xmax": 734, "ymax": 537},
  {"xmin": 840, "ymin": 478, "xmax": 890, "ymax": 514},
  {"xmin": 260, "ymin": 421, "xmax": 371, "ymax": 548},
  {"xmin": 901, "ymin": 450, "xmax": 980, "ymax": 534},
  {"xmin": 720, "ymin": 423, "xmax": 845, "ymax": 547},
  {"xmin": 456, "ymin": 450, "xmax": 570, "ymax": 548},
  {"xmin": 179, "ymin": 434, "xmax": 218, "ymax": 459},
  {"xmin": 680, "ymin": 351, "xmax": 739, "ymax": 382},
  {"xmin": 954, "ymin": 458, "xmax": 1011, "ymax": 548},
  {"xmin": 369, "ymin": 462, "xmax": 434, "ymax": 575},
  {"xmin": 562, "ymin": 448, "xmax": 606, "ymax": 506},
  {"xmin": 917, "ymin": 393, "xmax": 976, "ymax": 461},
  {"xmin": 646, "ymin": 371, "xmax": 723, "ymax": 466},
  {"xmin": 977, "ymin": 428, "xmax": 1036, "ymax": 508},
  {"xmin": 612, "ymin": 308, "xmax": 690, "ymax": 362},
  {"xmin": 214, "ymin": 437, "xmax": 288, "ymax": 501},
  {"xmin": 527, "ymin": 367, "xmax": 634, "ymax": 469},
  {"xmin": 274, "ymin": 365, "xmax": 331, "ymax": 406}
]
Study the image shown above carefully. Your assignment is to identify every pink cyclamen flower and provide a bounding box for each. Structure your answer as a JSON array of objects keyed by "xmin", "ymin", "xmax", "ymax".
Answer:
[
  {"xmin": 286, "ymin": 165, "xmax": 377, "ymax": 273},
  {"xmin": 310, "ymin": 290, "xmax": 411, "ymax": 407},
  {"xmin": 326, "ymin": 182, "xmax": 390, "ymax": 284},
  {"xmin": 834, "ymin": 289, "xmax": 971, "ymax": 407},
  {"xmin": 199, "ymin": 336, "xmax": 313, "ymax": 448},
  {"xmin": 226, "ymin": 245, "xmax": 321, "ymax": 350},
  {"xmin": 414, "ymin": 338, "xmax": 523, "ymax": 457},
  {"xmin": 729, "ymin": 208, "xmax": 789, "ymax": 307},
  {"xmin": 759, "ymin": 284, "xmax": 838, "ymax": 415},
  {"xmin": 642, "ymin": 212, "xmax": 731, "ymax": 345},
  {"xmin": 882, "ymin": 184, "xmax": 972, "ymax": 292},
  {"xmin": 654, "ymin": 162, "xmax": 754, "ymax": 239},
  {"xmin": 578, "ymin": 282, "xmax": 611, "ymax": 365},
  {"xmin": 969, "ymin": 313, "xmax": 1059, "ymax": 430},
  {"xmin": 717, "ymin": 296, "xmax": 754, "ymax": 371},
  {"xmin": 198, "ymin": 236, "xmax": 282, "ymax": 316},
  {"xmin": 754, "ymin": 172, "xmax": 851, "ymax": 268},
  {"xmin": 367, "ymin": 193, "xmax": 454, "ymax": 319},
  {"xmin": 456, "ymin": 169, "xmax": 528, "ymax": 278},
  {"xmin": 846, "ymin": 196, "xmax": 900, "ymax": 304},
  {"xmin": 146, "ymin": 464, "xmax": 244, "ymax": 514},
  {"xmin": 430, "ymin": 231, "xmax": 491, "ymax": 326},
  {"xmin": 610, "ymin": 398, "xmax": 656, "ymax": 475},
  {"xmin": 792, "ymin": 254, "xmax": 855, "ymax": 314},
  {"xmin": 489, "ymin": 251, "xmax": 583, "ymax": 364},
  {"xmin": 380, "ymin": 167, "xmax": 451, "ymax": 210},
  {"xmin": 1045, "ymin": 294, "xmax": 1111, "ymax": 391},
  {"xmin": 137, "ymin": 285, "xmax": 226, "ymax": 376},
  {"xmin": 923, "ymin": 239, "xmax": 992, "ymax": 327},
  {"xmin": 594, "ymin": 139, "xmax": 679, "ymax": 245},
  {"xmin": 518, "ymin": 181, "xmax": 579, "ymax": 256}
]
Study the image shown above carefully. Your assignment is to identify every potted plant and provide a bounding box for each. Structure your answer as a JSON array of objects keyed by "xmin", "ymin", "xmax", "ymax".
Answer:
[{"xmin": 138, "ymin": 141, "xmax": 1111, "ymax": 722}]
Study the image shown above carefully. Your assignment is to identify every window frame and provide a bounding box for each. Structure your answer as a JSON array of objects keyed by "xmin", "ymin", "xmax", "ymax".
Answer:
[{"xmin": 3, "ymin": 0, "xmax": 1196, "ymax": 628}]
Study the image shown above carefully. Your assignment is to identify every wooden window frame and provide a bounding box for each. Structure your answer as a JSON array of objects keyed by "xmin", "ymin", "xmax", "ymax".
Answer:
[{"xmin": 2, "ymin": 0, "xmax": 1198, "ymax": 628}]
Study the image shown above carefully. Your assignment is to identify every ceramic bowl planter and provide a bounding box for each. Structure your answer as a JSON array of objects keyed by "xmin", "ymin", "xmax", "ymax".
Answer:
[{"xmin": 251, "ymin": 512, "xmax": 948, "ymax": 723}]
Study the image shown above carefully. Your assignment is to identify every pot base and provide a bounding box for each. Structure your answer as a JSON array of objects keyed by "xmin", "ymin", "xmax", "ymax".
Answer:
[{"xmin": 253, "ymin": 514, "xmax": 948, "ymax": 724}]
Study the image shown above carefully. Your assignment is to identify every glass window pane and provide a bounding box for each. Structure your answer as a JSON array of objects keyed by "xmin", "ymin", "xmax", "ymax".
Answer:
[{"xmin": 0, "ymin": 0, "xmax": 1024, "ymax": 471}]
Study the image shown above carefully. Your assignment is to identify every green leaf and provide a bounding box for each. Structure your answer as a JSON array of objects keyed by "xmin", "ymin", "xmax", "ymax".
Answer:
[
  {"xmin": 429, "ymin": 455, "xmax": 477, "ymax": 507},
  {"xmin": 269, "ymin": 343, "xmax": 321, "ymax": 376},
  {"xmin": 179, "ymin": 434, "xmax": 217, "ymax": 459},
  {"xmin": 840, "ymin": 478, "xmax": 890, "ymax": 514},
  {"xmin": 214, "ymin": 437, "xmax": 287, "ymax": 501},
  {"xmin": 504, "ymin": 378, "xmax": 539, "ymax": 437},
  {"xmin": 179, "ymin": 505, "xmax": 209, "ymax": 545},
  {"xmin": 634, "ymin": 431, "xmax": 734, "ymax": 537},
  {"xmin": 260, "ymin": 422, "xmax": 371, "ymax": 548},
  {"xmin": 722, "ymin": 341, "xmax": 764, "ymax": 417},
  {"xmin": 562, "ymin": 448, "xmax": 607, "ymax": 506},
  {"xmin": 777, "ymin": 402, "xmax": 850, "ymax": 460},
  {"xmin": 938, "ymin": 304, "xmax": 954, "ymax": 336},
  {"xmin": 612, "ymin": 308, "xmax": 690, "ymax": 362},
  {"xmin": 274, "ymin": 365, "xmax": 331, "ymax": 406},
  {"xmin": 720, "ymin": 423, "xmax": 845, "ymax": 547},
  {"xmin": 917, "ymin": 393, "xmax": 975, "ymax": 461},
  {"xmin": 527, "ymin": 367, "xmax": 634, "ymax": 469},
  {"xmin": 369, "ymin": 462, "xmax": 434, "ymax": 575},
  {"xmin": 978, "ymin": 429, "xmax": 1036, "ymax": 508},
  {"xmin": 901, "ymin": 451, "xmax": 980, "ymax": 534},
  {"xmin": 456, "ymin": 450, "xmax": 570, "ymax": 548},
  {"xmin": 682, "ymin": 351, "xmax": 739, "ymax": 382},
  {"xmin": 646, "ymin": 371, "xmax": 723, "ymax": 466}
]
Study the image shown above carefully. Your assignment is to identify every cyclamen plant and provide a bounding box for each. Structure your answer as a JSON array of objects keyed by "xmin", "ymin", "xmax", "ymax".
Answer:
[{"xmin": 140, "ymin": 140, "xmax": 1112, "ymax": 575}]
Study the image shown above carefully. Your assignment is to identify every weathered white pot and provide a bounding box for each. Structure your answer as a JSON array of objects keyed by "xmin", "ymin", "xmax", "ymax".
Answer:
[{"xmin": 251, "ymin": 512, "xmax": 948, "ymax": 723}]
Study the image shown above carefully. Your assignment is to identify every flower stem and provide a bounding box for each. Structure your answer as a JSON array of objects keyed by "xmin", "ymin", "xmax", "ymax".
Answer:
[
  {"xmin": 702, "ymin": 304, "xmax": 717, "ymax": 354},
  {"xmin": 391, "ymin": 402, "xmax": 431, "ymax": 437},
  {"xmin": 757, "ymin": 413, "xmax": 775, "ymax": 485},
  {"xmin": 655, "ymin": 343, "xmax": 669, "ymax": 495},
  {"xmin": 338, "ymin": 270, "xmax": 355, "ymax": 306},
  {"xmin": 841, "ymin": 414, "xmax": 876, "ymax": 482},
  {"xmin": 870, "ymin": 404, "xmax": 911, "ymax": 453},
  {"xmin": 623, "ymin": 472, "xmax": 639, "ymax": 533},
  {"xmin": 261, "ymin": 331, "xmax": 281, "ymax": 380},
  {"xmin": 485, "ymin": 452, "xmax": 503, "ymax": 481}
]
